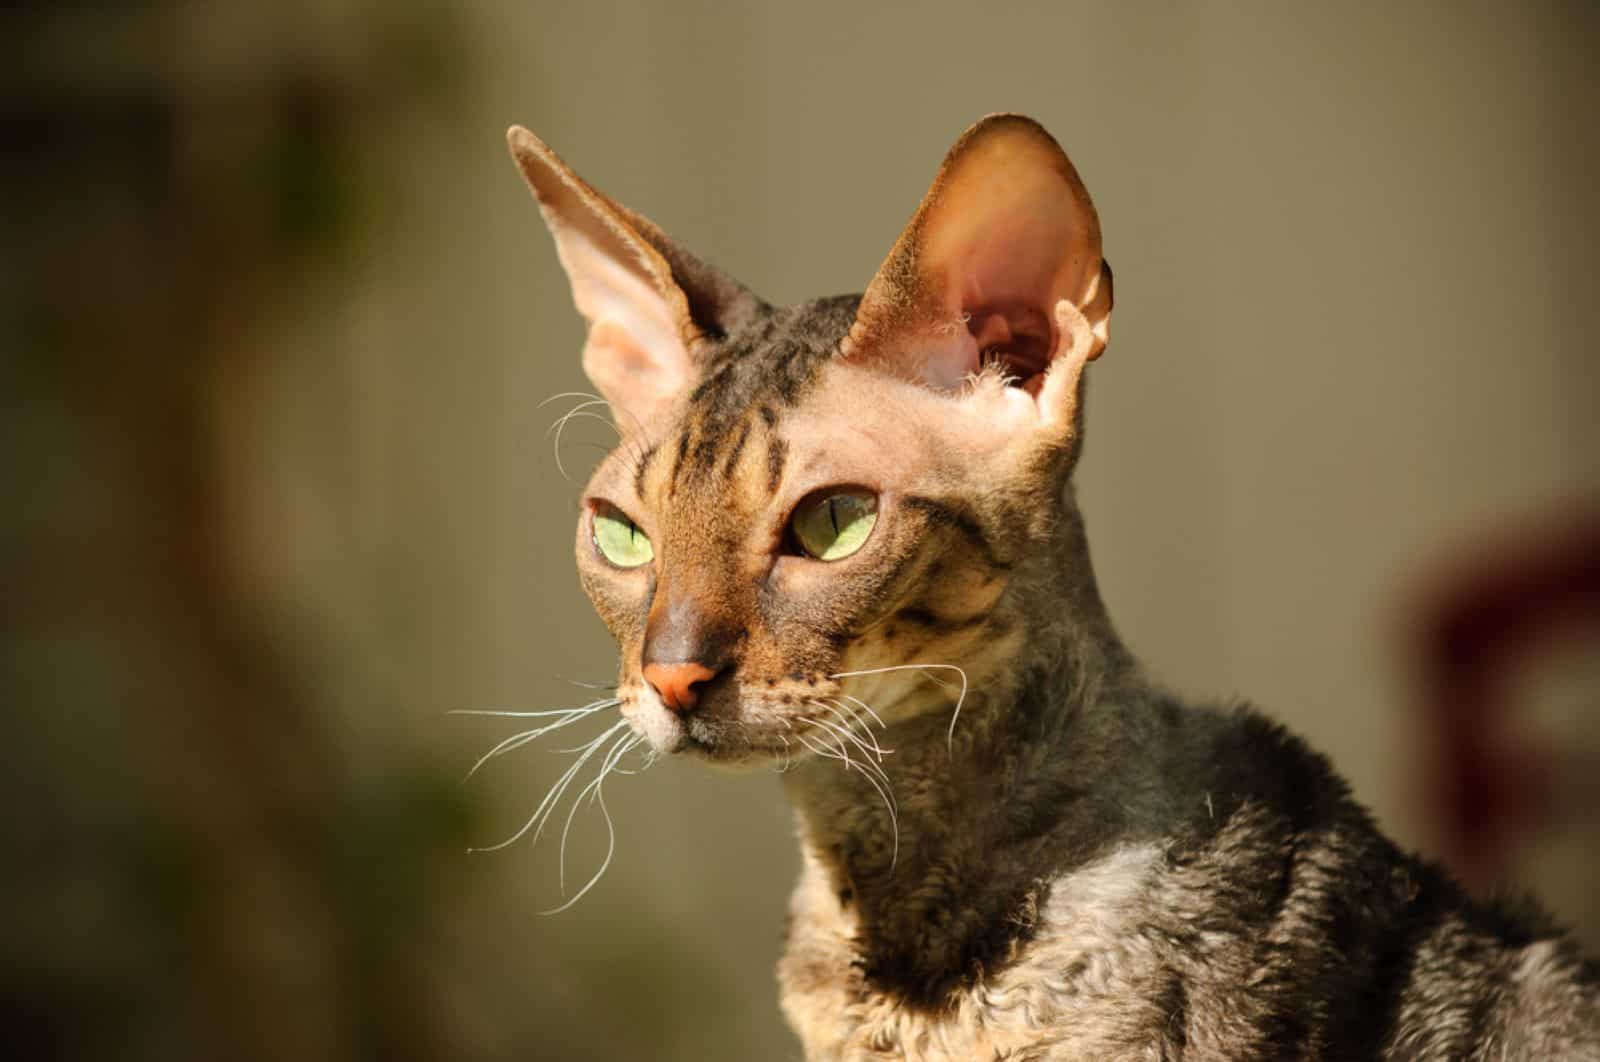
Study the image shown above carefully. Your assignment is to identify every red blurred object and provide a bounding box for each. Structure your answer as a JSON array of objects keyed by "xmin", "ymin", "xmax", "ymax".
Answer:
[{"xmin": 1418, "ymin": 511, "xmax": 1600, "ymax": 887}]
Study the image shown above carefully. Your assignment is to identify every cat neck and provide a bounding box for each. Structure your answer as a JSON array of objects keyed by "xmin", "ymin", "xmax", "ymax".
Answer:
[{"xmin": 780, "ymin": 492, "xmax": 1159, "ymax": 1005}]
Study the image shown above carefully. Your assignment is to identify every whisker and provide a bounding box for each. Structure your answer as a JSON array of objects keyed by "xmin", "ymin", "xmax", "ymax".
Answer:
[
  {"xmin": 543, "ymin": 393, "xmax": 650, "ymax": 487},
  {"xmin": 562, "ymin": 389, "xmax": 653, "ymax": 454},
  {"xmin": 829, "ymin": 663, "xmax": 970, "ymax": 755},
  {"xmin": 453, "ymin": 708, "xmax": 594, "ymax": 720},
  {"xmin": 805, "ymin": 714, "xmax": 896, "ymax": 809},
  {"xmin": 537, "ymin": 390, "xmax": 608, "ymax": 410},
  {"xmin": 820, "ymin": 699, "xmax": 891, "ymax": 758},
  {"xmin": 549, "ymin": 406, "xmax": 620, "ymax": 482},
  {"xmin": 802, "ymin": 712, "xmax": 895, "ymax": 801},
  {"xmin": 529, "ymin": 721, "xmax": 632, "ymax": 852},
  {"xmin": 543, "ymin": 398, "xmax": 613, "ymax": 432},
  {"xmin": 560, "ymin": 678, "xmax": 619, "ymax": 691},
  {"xmin": 542, "ymin": 731, "xmax": 651, "ymax": 914},
  {"xmin": 456, "ymin": 699, "xmax": 619, "ymax": 780},
  {"xmin": 836, "ymin": 693, "xmax": 888, "ymax": 731},
  {"xmin": 450, "ymin": 698, "xmax": 618, "ymax": 719},
  {"xmin": 553, "ymin": 732, "xmax": 621, "ymax": 754},
  {"xmin": 465, "ymin": 722, "xmax": 576, "ymax": 779},
  {"xmin": 809, "ymin": 704, "xmax": 890, "ymax": 771},
  {"xmin": 558, "ymin": 730, "xmax": 640, "ymax": 893},
  {"xmin": 546, "ymin": 392, "xmax": 655, "ymax": 482},
  {"xmin": 796, "ymin": 728, "xmax": 899, "ymax": 869},
  {"xmin": 470, "ymin": 718, "xmax": 630, "ymax": 854},
  {"xmin": 613, "ymin": 743, "xmax": 657, "ymax": 776},
  {"xmin": 539, "ymin": 389, "xmax": 655, "ymax": 490},
  {"xmin": 818, "ymin": 697, "xmax": 873, "ymax": 741},
  {"xmin": 537, "ymin": 389, "xmax": 648, "ymax": 444},
  {"xmin": 454, "ymin": 668, "xmax": 649, "ymax": 911},
  {"xmin": 540, "ymin": 788, "xmax": 617, "ymax": 915}
]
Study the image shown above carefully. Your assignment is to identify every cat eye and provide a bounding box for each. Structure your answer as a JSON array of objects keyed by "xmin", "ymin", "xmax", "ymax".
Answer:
[
  {"xmin": 789, "ymin": 490, "xmax": 878, "ymax": 561},
  {"xmin": 592, "ymin": 504, "xmax": 654, "ymax": 568}
]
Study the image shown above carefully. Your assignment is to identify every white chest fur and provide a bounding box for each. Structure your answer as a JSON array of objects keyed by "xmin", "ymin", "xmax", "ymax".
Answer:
[{"xmin": 779, "ymin": 843, "xmax": 1169, "ymax": 1061}]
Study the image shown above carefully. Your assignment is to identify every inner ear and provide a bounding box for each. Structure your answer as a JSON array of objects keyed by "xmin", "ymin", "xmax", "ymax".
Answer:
[
  {"xmin": 967, "ymin": 305, "xmax": 1055, "ymax": 393},
  {"xmin": 901, "ymin": 304, "xmax": 1056, "ymax": 395},
  {"xmin": 844, "ymin": 114, "xmax": 1112, "ymax": 408}
]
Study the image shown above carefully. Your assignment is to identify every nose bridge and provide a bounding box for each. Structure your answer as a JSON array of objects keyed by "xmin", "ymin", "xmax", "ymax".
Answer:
[
  {"xmin": 644, "ymin": 483, "xmax": 754, "ymax": 653},
  {"xmin": 644, "ymin": 580, "xmax": 714, "ymax": 664},
  {"xmin": 641, "ymin": 562, "xmax": 741, "ymax": 670}
]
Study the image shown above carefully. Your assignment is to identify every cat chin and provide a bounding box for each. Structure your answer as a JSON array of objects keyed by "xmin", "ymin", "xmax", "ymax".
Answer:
[
  {"xmin": 624, "ymin": 701, "xmax": 690, "ymax": 755},
  {"xmin": 674, "ymin": 738, "xmax": 784, "ymax": 772}
]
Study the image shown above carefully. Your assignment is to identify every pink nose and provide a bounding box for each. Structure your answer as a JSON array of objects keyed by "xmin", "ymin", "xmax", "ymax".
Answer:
[{"xmin": 642, "ymin": 661, "xmax": 718, "ymax": 713}]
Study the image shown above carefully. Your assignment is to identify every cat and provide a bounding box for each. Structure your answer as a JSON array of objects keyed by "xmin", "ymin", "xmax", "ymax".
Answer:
[{"xmin": 505, "ymin": 114, "xmax": 1600, "ymax": 1060}]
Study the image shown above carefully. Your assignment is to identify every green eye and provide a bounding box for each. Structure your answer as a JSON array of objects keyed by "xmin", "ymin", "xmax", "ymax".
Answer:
[
  {"xmin": 791, "ymin": 490, "xmax": 878, "ymax": 561},
  {"xmin": 593, "ymin": 506, "xmax": 653, "ymax": 568}
]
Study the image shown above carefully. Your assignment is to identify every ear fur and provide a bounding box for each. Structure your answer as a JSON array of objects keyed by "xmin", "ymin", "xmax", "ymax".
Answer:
[
  {"xmin": 508, "ymin": 126, "xmax": 762, "ymax": 431},
  {"xmin": 842, "ymin": 114, "xmax": 1112, "ymax": 424}
]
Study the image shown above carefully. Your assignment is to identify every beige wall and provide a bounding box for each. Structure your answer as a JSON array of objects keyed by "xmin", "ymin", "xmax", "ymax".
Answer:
[{"xmin": 236, "ymin": 3, "xmax": 1598, "ymax": 1057}]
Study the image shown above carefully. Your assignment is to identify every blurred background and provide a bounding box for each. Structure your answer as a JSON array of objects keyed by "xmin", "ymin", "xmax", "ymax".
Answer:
[{"xmin": 4, "ymin": 1, "xmax": 1597, "ymax": 1058}]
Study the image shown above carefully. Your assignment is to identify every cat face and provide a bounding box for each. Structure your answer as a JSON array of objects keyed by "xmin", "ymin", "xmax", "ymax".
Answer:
[
  {"xmin": 512, "ymin": 115, "xmax": 1112, "ymax": 764},
  {"xmin": 577, "ymin": 309, "xmax": 1037, "ymax": 762}
]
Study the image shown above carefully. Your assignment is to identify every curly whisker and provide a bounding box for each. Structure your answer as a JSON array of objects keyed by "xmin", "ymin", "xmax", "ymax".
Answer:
[
  {"xmin": 555, "ymin": 729, "xmax": 642, "ymax": 898},
  {"xmin": 454, "ymin": 698, "xmax": 619, "ymax": 780},
  {"xmin": 539, "ymin": 390, "xmax": 654, "ymax": 486},
  {"xmin": 796, "ymin": 727, "xmax": 899, "ymax": 869},
  {"xmin": 820, "ymin": 698, "xmax": 892, "ymax": 758},
  {"xmin": 469, "ymin": 717, "xmax": 630, "ymax": 855},
  {"xmin": 537, "ymin": 390, "xmax": 608, "ymax": 410},
  {"xmin": 549, "ymin": 406, "xmax": 623, "ymax": 483},
  {"xmin": 804, "ymin": 713, "xmax": 896, "ymax": 813},
  {"xmin": 810, "ymin": 703, "xmax": 890, "ymax": 769},
  {"xmin": 836, "ymin": 693, "xmax": 887, "ymax": 731},
  {"xmin": 829, "ymin": 663, "xmax": 970, "ymax": 755}
]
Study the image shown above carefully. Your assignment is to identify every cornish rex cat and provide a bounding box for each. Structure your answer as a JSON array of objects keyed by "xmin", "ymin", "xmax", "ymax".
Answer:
[{"xmin": 505, "ymin": 114, "xmax": 1599, "ymax": 1059}]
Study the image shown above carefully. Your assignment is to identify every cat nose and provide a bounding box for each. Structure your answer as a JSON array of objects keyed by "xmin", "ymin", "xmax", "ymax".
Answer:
[{"xmin": 642, "ymin": 661, "xmax": 720, "ymax": 714}]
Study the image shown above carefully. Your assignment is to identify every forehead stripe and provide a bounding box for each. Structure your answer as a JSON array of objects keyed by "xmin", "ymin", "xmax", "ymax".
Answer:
[
  {"xmin": 668, "ymin": 428, "xmax": 692, "ymax": 494},
  {"xmin": 766, "ymin": 436, "xmax": 787, "ymax": 494},
  {"xmin": 633, "ymin": 441, "xmax": 659, "ymax": 497},
  {"xmin": 720, "ymin": 418, "xmax": 753, "ymax": 479}
]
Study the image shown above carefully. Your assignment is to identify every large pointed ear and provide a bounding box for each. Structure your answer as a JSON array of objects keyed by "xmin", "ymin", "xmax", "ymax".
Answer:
[
  {"xmin": 508, "ymin": 126, "xmax": 763, "ymax": 431},
  {"xmin": 841, "ymin": 114, "xmax": 1112, "ymax": 429}
]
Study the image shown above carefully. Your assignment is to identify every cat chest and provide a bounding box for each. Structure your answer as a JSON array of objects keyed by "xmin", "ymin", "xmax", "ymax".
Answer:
[{"xmin": 779, "ymin": 844, "xmax": 1175, "ymax": 1060}]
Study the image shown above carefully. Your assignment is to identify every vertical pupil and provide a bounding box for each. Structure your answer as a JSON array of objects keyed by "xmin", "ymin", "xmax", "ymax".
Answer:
[{"xmin": 828, "ymin": 498, "xmax": 839, "ymax": 535}]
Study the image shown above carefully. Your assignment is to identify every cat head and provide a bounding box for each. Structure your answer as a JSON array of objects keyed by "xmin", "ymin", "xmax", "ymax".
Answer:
[{"xmin": 511, "ymin": 115, "xmax": 1111, "ymax": 764}]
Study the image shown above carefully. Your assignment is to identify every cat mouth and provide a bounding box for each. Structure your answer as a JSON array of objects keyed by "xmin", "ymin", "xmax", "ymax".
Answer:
[
  {"xmin": 624, "ymin": 695, "xmax": 795, "ymax": 766},
  {"xmin": 674, "ymin": 716, "xmax": 792, "ymax": 766}
]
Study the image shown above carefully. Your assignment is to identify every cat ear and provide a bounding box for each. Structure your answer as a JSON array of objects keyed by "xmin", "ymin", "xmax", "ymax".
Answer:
[
  {"xmin": 508, "ymin": 126, "xmax": 763, "ymax": 431},
  {"xmin": 841, "ymin": 114, "xmax": 1112, "ymax": 430}
]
